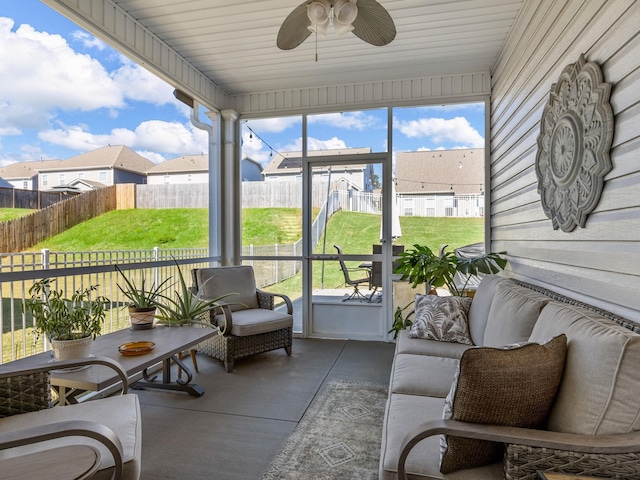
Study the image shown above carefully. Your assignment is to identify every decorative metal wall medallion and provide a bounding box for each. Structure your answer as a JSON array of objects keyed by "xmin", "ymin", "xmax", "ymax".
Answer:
[{"xmin": 535, "ymin": 54, "xmax": 614, "ymax": 232}]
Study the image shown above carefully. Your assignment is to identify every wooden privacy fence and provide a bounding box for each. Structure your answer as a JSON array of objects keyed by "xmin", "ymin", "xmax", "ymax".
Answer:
[
  {"xmin": 0, "ymin": 186, "xmax": 71, "ymax": 209},
  {"xmin": 0, "ymin": 185, "xmax": 128, "ymax": 253}
]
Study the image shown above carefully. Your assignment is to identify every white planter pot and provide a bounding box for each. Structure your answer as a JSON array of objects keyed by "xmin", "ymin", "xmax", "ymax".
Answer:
[
  {"xmin": 51, "ymin": 335, "xmax": 93, "ymax": 361},
  {"xmin": 129, "ymin": 307, "xmax": 156, "ymax": 330}
]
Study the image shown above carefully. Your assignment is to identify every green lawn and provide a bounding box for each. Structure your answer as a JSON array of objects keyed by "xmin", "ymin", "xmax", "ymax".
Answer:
[{"xmin": 0, "ymin": 208, "xmax": 34, "ymax": 222}]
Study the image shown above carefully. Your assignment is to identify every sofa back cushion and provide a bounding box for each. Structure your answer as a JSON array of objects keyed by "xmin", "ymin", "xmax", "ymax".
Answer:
[
  {"xmin": 482, "ymin": 282, "xmax": 550, "ymax": 347},
  {"xmin": 529, "ymin": 302, "xmax": 640, "ymax": 435},
  {"xmin": 467, "ymin": 275, "xmax": 512, "ymax": 345},
  {"xmin": 194, "ymin": 266, "xmax": 259, "ymax": 311}
]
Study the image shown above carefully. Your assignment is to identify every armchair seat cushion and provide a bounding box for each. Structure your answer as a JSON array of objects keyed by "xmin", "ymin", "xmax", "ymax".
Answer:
[
  {"xmin": 215, "ymin": 309, "xmax": 293, "ymax": 336},
  {"xmin": 0, "ymin": 394, "xmax": 141, "ymax": 480}
]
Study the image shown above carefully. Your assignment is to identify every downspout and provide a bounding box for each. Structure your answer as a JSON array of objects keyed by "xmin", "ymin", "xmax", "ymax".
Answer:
[{"xmin": 190, "ymin": 100, "xmax": 221, "ymax": 265}]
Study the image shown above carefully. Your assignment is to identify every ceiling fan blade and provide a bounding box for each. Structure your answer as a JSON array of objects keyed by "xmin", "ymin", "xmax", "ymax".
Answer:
[
  {"xmin": 352, "ymin": 0, "xmax": 396, "ymax": 46},
  {"xmin": 277, "ymin": 1, "xmax": 313, "ymax": 50}
]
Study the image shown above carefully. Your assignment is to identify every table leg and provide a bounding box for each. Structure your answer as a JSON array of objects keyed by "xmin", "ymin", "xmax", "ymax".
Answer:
[
  {"xmin": 132, "ymin": 354, "xmax": 205, "ymax": 397},
  {"xmin": 52, "ymin": 385, "xmax": 84, "ymax": 406}
]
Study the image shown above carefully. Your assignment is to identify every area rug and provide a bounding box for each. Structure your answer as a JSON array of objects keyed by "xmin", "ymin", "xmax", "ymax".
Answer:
[{"xmin": 261, "ymin": 379, "xmax": 388, "ymax": 480}]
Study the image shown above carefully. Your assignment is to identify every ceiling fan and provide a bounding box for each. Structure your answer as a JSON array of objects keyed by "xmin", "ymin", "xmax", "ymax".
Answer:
[{"xmin": 277, "ymin": 0, "xmax": 396, "ymax": 51}]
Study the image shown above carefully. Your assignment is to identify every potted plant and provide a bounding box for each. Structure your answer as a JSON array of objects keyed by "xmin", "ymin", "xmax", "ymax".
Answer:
[
  {"xmin": 23, "ymin": 278, "xmax": 109, "ymax": 360},
  {"xmin": 155, "ymin": 261, "xmax": 231, "ymax": 327},
  {"xmin": 389, "ymin": 244, "xmax": 507, "ymax": 338},
  {"xmin": 116, "ymin": 265, "xmax": 171, "ymax": 330}
]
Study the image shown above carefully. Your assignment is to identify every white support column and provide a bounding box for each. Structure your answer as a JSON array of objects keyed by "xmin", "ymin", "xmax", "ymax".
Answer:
[
  {"xmin": 204, "ymin": 110, "xmax": 221, "ymax": 263},
  {"xmin": 220, "ymin": 109, "xmax": 240, "ymax": 266}
]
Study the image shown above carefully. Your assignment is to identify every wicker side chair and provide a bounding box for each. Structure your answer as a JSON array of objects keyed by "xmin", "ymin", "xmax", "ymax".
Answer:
[
  {"xmin": 0, "ymin": 356, "xmax": 142, "ymax": 480},
  {"xmin": 192, "ymin": 265, "xmax": 293, "ymax": 373}
]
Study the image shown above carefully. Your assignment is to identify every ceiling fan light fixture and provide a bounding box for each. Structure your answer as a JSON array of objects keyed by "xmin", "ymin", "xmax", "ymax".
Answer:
[
  {"xmin": 307, "ymin": 0, "xmax": 331, "ymax": 34},
  {"xmin": 334, "ymin": 0, "xmax": 358, "ymax": 27}
]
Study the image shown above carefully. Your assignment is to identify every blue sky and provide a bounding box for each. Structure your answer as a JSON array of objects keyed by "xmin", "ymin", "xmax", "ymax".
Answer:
[{"xmin": 0, "ymin": 1, "xmax": 485, "ymax": 169}]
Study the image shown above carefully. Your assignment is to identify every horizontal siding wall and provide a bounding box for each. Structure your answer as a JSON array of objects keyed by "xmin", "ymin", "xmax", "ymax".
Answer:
[
  {"xmin": 229, "ymin": 73, "xmax": 491, "ymax": 116},
  {"xmin": 490, "ymin": 0, "xmax": 640, "ymax": 320}
]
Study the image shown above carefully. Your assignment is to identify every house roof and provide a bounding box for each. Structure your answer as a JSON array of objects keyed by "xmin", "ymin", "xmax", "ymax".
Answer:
[
  {"xmin": 0, "ymin": 159, "xmax": 61, "ymax": 180},
  {"xmin": 37, "ymin": 145, "xmax": 154, "ymax": 174},
  {"xmin": 262, "ymin": 147, "xmax": 372, "ymax": 175},
  {"xmin": 395, "ymin": 149, "xmax": 484, "ymax": 195},
  {"xmin": 0, "ymin": 177, "xmax": 13, "ymax": 188},
  {"xmin": 147, "ymin": 154, "xmax": 209, "ymax": 174},
  {"xmin": 68, "ymin": 178, "xmax": 107, "ymax": 189}
]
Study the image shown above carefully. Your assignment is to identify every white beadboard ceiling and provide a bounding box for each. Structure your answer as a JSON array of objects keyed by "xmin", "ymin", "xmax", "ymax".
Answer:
[{"xmin": 103, "ymin": 0, "xmax": 526, "ymax": 97}]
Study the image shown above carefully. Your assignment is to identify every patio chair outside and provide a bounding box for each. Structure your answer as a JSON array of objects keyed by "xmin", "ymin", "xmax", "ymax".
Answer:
[
  {"xmin": 0, "ymin": 356, "xmax": 142, "ymax": 479},
  {"xmin": 334, "ymin": 245, "xmax": 371, "ymax": 302},
  {"xmin": 191, "ymin": 265, "xmax": 293, "ymax": 373}
]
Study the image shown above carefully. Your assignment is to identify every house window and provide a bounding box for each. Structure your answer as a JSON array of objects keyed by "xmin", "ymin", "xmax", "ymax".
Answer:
[
  {"xmin": 164, "ymin": 175, "xmax": 170, "ymax": 184},
  {"xmin": 42, "ymin": 174, "xmax": 48, "ymax": 186},
  {"xmin": 187, "ymin": 174, "xmax": 192, "ymax": 182},
  {"xmin": 59, "ymin": 173, "xmax": 65, "ymax": 185},
  {"xmin": 22, "ymin": 181, "xmax": 28, "ymax": 189},
  {"xmin": 99, "ymin": 171, "xmax": 107, "ymax": 182}
]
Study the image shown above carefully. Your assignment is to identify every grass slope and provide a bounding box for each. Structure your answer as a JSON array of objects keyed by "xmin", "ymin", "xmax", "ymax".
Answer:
[{"xmin": 28, "ymin": 208, "xmax": 483, "ymax": 253}]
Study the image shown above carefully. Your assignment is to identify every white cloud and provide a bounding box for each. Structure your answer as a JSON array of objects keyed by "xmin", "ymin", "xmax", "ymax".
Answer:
[
  {"xmin": 308, "ymin": 111, "xmax": 381, "ymax": 130},
  {"xmin": 244, "ymin": 117, "xmax": 300, "ymax": 134},
  {"xmin": 38, "ymin": 120, "xmax": 208, "ymax": 156},
  {"xmin": 134, "ymin": 150, "xmax": 167, "ymax": 164},
  {"xmin": 111, "ymin": 57, "xmax": 183, "ymax": 109},
  {"xmin": 71, "ymin": 30, "xmax": 107, "ymax": 50},
  {"xmin": 396, "ymin": 116, "xmax": 484, "ymax": 148},
  {"xmin": 0, "ymin": 19, "xmax": 123, "ymax": 115}
]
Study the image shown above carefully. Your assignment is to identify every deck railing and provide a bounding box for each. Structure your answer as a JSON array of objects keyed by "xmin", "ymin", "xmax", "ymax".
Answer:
[{"xmin": 0, "ymin": 248, "xmax": 212, "ymax": 364}]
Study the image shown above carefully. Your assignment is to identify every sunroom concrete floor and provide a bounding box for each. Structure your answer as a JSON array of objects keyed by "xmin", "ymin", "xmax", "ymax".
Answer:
[{"xmin": 132, "ymin": 337, "xmax": 396, "ymax": 480}]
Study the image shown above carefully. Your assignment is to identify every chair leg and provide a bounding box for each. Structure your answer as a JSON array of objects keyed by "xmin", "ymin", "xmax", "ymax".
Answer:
[
  {"xmin": 343, "ymin": 284, "xmax": 367, "ymax": 302},
  {"xmin": 224, "ymin": 359, "xmax": 234, "ymax": 373},
  {"xmin": 285, "ymin": 345, "xmax": 292, "ymax": 356}
]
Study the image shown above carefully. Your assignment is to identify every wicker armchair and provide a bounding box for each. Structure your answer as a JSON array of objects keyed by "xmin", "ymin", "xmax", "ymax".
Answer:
[
  {"xmin": 0, "ymin": 356, "xmax": 142, "ymax": 479},
  {"xmin": 192, "ymin": 266, "xmax": 293, "ymax": 373}
]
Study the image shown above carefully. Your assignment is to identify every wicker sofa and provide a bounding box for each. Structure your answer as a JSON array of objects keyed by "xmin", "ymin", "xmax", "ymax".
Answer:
[{"xmin": 380, "ymin": 275, "xmax": 640, "ymax": 480}]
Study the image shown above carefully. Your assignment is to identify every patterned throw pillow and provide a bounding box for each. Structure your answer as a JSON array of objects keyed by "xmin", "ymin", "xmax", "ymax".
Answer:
[
  {"xmin": 408, "ymin": 295, "xmax": 474, "ymax": 345},
  {"xmin": 439, "ymin": 334, "xmax": 568, "ymax": 474}
]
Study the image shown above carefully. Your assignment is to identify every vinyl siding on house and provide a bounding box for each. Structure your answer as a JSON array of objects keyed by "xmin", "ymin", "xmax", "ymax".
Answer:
[{"xmin": 490, "ymin": 0, "xmax": 640, "ymax": 319}]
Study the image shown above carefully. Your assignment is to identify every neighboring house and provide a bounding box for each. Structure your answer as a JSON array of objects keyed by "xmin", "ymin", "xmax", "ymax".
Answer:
[
  {"xmin": 395, "ymin": 149, "xmax": 485, "ymax": 196},
  {"xmin": 262, "ymin": 148, "xmax": 374, "ymax": 192},
  {"xmin": 0, "ymin": 177, "xmax": 13, "ymax": 188},
  {"xmin": 241, "ymin": 157, "xmax": 263, "ymax": 181},
  {"xmin": 67, "ymin": 178, "xmax": 107, "ymax": 191},
  {"xmin": 36, "ymin": 145, "xmax": 154, "ymax": 190},
  {"xmin": 146, "ymin": 154, "xmax": 209, "ymax": 185},
  {"xmin": 0, "ymin": 159, "xmax": 60, "ymax": 190},
  {"xmin": 147, "ymin": 155, "xmax": 264, "ymax": 184}
]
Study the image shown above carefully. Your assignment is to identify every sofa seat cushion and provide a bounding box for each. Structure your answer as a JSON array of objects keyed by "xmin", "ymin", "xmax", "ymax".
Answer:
[
  {"xmin": 0, "ymin": 394, "xmax": 141, "ymax": 480},
  {"xmin": 396, "ymin": 330, "xmax": 471, "ymax": 358},
  {"xmin": 440, "ymin": 335, "xmax": 567, "ymax": 473},
  {"xmin": 529, "ymin": 302, "xmax": 640, "ymax": 435},
  {"xmin": 214, "ymin": 308, "xmax": 293, "ymax": 336},
  {"xmin": 391, "ymin": 354, "xmax": 459, "ymax": 398},
  {"xmin": 410, "ymin": 295, "xmax": 474, "ymax": 345},
  {"xmin": 379, "ymin": 393, "xmax": 502, "ymax": 480},
  {"xmin": 466, "ymin": 276, "xmax": 513, "ymax": 345},
  {"xmin": 482, "ymin": 282, "xmax": 551, "ymax": 347}
]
